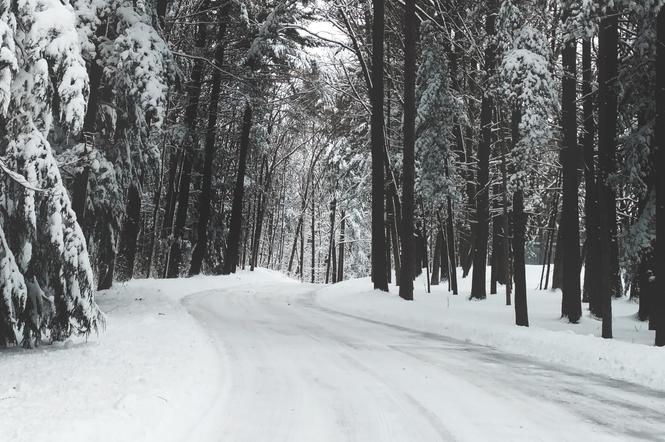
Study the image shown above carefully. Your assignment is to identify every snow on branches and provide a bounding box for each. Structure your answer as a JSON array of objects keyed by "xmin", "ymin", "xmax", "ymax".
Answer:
[
  {"xmin": 415, "ymin": 21, "xmax": 462, "ymax": 207},
  {"xmin": 498, "ymin": 0, "xmax": 558, "ymax": 192},
  {"xmin": 0, "ymin": 0, "xmax": 103, "ymax": 347}
]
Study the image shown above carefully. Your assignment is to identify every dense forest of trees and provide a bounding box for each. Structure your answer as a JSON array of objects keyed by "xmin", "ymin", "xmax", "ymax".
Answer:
[{"xmin": 0, "ymin": 0, "xmax": 664, "ymax": 347}]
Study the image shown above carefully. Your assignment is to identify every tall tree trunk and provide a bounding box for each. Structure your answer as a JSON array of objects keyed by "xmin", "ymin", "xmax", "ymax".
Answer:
[
  {"xmin": 597, "ymin": 9, "xmax": 618, "ymax": 336},
  {"xmin": 96, "ymin": 223, "xmax": 116, "ymax": 290},
  {"xmin": 581, "ymin": 38, "xmax": 601, "ymax": 316},
  {"xmin": 325, "ymin": 198, "xmax": 337, "ymax": 284},
  {"xmin": 387, "ymin": 171, "xmax": 401, "ymax": 286},
  {"xmin": 165, "ymin": 10, "xmax": 207, "ymax": 278},
  {"xmin": 311, "ymin": 189, "xmax": 316, "ymax": 283},
  {"xmin": 190, "ymin": 13, "xmax": 228, "ymax": 276},
  {"xmin": 511, "ymin": 109, "xmax": 528, "ymax": 327},
  {"xmin": 500, "ymin": 144, "xmax": 512, "ymax": 304},
  {"xmin": 655, "ymin": 6, "xmax": 665, "ymax": 347},
  {"xmin": 431, "ymin": 229, "xmax": 442, "ymax": 286},
  {"xmin": 117, "ymin": 184, "xmax": 141, "ymax": 280},
  {"xmin": 560, "ymin": 25, "xmax": 582, "ymax": 323},
  {"xmin": 471, "ymin": 0, "xmax": 497, "ymax": 299},
  {"xmin": 399, "ymin": 0, "xmax": 417, "ymax": 301},
  {"xmin": 222, "ymin": 103, "xmax": 253, "ymax": 274},
  {"xmin": 371, "ymin": 0, "xmax": 388, "ymax": 291},
  {"xmin": 337, "ymin": 210, "xmax": 346, "ymax": 283},
  {"xmin": 445, "ymin": 197, "xmax": 458, "ymax": 295},
  {"xmin": 155, "ymin": 0, "xmax": 169, "ymax": 30}
]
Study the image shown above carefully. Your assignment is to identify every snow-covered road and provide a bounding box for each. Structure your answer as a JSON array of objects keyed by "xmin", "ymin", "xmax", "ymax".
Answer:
[{"xmin": 184, "ymin": 280, "xmax": 665, "ymax": 442}]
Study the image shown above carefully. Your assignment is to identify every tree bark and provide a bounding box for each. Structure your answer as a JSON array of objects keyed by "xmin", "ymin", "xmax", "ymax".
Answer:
[
  {"xmin": 655, "ymin": 6, "xmax": 665, "ymax": 346},
  {"xmin": 325, "ymin": 198, "xmax": 337, "ymax": 284},
  {"xmin": 598, "ymin": 9, "xmax": 619, "ymax": 336},
  {"xmin": 222, "ymin": 103, "xmax": 253, "ymax": 274},
  {"xmin": 471, "ymin": 0, "xmax": 497, "ymax": 299},
  {"xmin": 511, "ymin": 109, "xmax": 528, "ymax": 327},
  {"xmin": 398, "ymin": 0, "xmax": 417, "ymax": 301},
  {"xmin": 337, "ymin": 210, "xmax": 346, "ymax": 283},
  {"xmin": 560, "ymin": 26, "xmax": 582, "ymax": 323},
  {"xmin": 165, "ymin": 9, "xmax": 207, "ymax": 278},
  {"xmin": 117, "ymin": 184, "xmax": 141, "ymax": 280},
  {"xmin": 581, "ymin": 39, "xmax": 601, "ymax": 315},
  {"xmin": 431, "ymin": 229, "xmax": 442, "ymax": 286},
  {"xmin": 371, "ymin": 0, "xmax": 388, "ymax": 291},
  {"xmin": 190, "ymin": 13, "xmax": 228, "ymax": 276}
]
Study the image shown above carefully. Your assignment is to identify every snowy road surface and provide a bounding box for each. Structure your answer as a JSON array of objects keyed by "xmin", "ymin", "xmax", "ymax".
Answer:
[{"xmin": 184, "ymin": 280, "xmax": 665, "ymax": 442}]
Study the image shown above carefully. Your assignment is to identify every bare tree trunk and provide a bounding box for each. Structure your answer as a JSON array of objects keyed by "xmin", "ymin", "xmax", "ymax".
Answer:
[
  {"xmin": 431, "ymin": 229, "xmax": 442, "ymax": 286},
  {"xmin": 511, "ymin": 109, "xmax": 528, "ymax": 327},
  {"xmin": 337, "ymin": 210, "xmax": 346, "ymax": 283},
  {"xmin": 560, "ymin": 20, "xmax": 582, "ymax": 322},
  {"xmin": 581, "ymin": 38, "xmax": 601, "ymax": 315},
  {"xmin": 311, "ymin": 188, "xmax": 316, "ymax": 283},
  {"xmin": 117, "ymin": 184, "xmax": 141, "ymax": 280},
  {"xmin": 398, "ymin": 0, "xmax": 417, "ymax": 301},
  {"xmin": 370, "ymin": 0, "xmax": 388, "ymax": 291},
  {"xmin": 471, "ymin": 0, "xmax": 497, "ymax": 300},
  {"xmin": 190, "ymin": 11, "xmax": 228, "ymax": 276},
  {"xmin": 222, "ymin": 103, "xmax": 253, "ymax": 274},
  {"xmin": 597, "ymin": 9, "xmax": 618, "ymax": 336},
  {"xmin": 325, "ymin": 198, "xmax": 337, "ymax": 284},
  {"xmin": 654, "ymin": 6, "xmax": 665, "ymax": 346},
  {"xmin": 166, "ymin": 8, "xmax": 207, "ymax": 278}
]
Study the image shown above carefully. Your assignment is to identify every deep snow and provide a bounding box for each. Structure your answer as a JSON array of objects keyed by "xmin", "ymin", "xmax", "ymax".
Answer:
[{"xmin": 1, "ymin": 266, "xmax": 664, "ymax": 441}]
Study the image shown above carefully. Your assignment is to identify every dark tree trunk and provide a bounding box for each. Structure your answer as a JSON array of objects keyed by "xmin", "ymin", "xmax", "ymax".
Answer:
[
  {"xmin": 161, "ymin": 147, "xmax": 180, "ymax": 239},
  {"xmin": 337, "ymin": 210, "xmax": 346, "ymax": 283},
  {"xmin": 387, "ymin": 173, "xmax": 401, "ymax": 286},
  {"xmin": 560, "ymin": 27, "xmax": 582, "ymax": 323},
  {"xmin": 371, "ymin": 0, "xmax": 388, "ymax": 291},
  {"xmin": 445, "ymin": 198, "xmax": 458, "ymax": 294},
  {"xmin": 399, "ymin": 0, "xmax": 417, "ymax": 301},
  {"xmin": 490, "ymin": 210, "xmax": 500, "ymax": 295},
  {"xmin": 598, "ymin": 9, "xmax": 619, "ymax": 337},
  {"xmin": 190, "ymin": 13, "xmax": 228, "ymax": 276},
  {"xmin": 117, "ymin": 184, "xmax": 141, "ymax": 280},
  {"xmin": 222, "ymin": 104, "xmax": 253, "ymax": 275},
  {"xmin": 325, "ymin": 198, "xmax": 337, "ymax": 284},
  {"xmin": 431, "ymin": 229, "xmax": 442, "ymax": 286},
  {"xmin": 582, "ymin": 38, "xmax": 601, "ymax": 315},
  {"xmin": 500, "ymin": 144, "xmax": 512, "ymax": 304},
  {"xmin": 156, "ymin": 0, "xmax": 169, "ymax": 30},
  {"xmin": 166, "ymin": 11, "xmax": 207, "ymax": 278},
  {"xmin": 311, "ymin": 190, "xmax": 315, "ymax": 283},
  {"xmin": 552, "ymin": 220, "xmax": 563, "ymax": 290},
  {"xmin": 96, "ymin": 223, "xmax": 115, "ymax": 291},
  {"xmin": 655, "ymin": 6, "xmax": 665, "ymax": 347},
  {"xmin": 511, "ymin": 109, "xmax": 528, "ymax": 327},
  {"xmin": 471, "ymin": 0, "xmax": 497, "ymax": 300}
]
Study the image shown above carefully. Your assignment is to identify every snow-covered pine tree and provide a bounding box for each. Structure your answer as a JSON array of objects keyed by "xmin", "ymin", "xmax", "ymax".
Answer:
[
  {"xmin": 498, "ymin": 0, "xmax": 558, "ymax": 326},
  {"xmin": 65, "ymin": 0, "xmax": 173, "ymax": 284},
  {"xmin": 415, "ymin": 21, "xmax": 461, "ymax": 209},
  {"xmin": 0, "ymin": 0, "xmax": 103, "ymax": 346}
]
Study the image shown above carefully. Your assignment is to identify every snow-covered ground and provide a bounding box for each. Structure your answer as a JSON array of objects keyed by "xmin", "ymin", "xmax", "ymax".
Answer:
[
  {"xmin": 1, "ymin": 266, "xmax": 664, "ymax": 441},
  {"xmin": 317, "ymin": 265, "xmax": 665, "ymax": 391},
  {"xmin": 0, "ymin": 276, "xmax": 229, "ymax": 441}
]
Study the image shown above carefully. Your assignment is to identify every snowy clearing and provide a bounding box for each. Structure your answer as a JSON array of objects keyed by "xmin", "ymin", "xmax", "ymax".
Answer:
[{"xmin": 2, "ymin": 267, "xmax": 664, "ymax": 441}]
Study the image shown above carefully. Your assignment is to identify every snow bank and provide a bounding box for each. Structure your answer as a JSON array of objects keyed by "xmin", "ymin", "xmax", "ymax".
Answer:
[
  {"xmin": 315, "ymin": 266, "xmax": 665, "ymax": 392},
  {"xmin": 0, "ymin": 273, "xmax": 241, "ymax": 442}
]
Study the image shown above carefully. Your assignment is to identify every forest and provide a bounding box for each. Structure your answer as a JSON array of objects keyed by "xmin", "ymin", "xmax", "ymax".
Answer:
[{"xmin": 0, "ymin": 0, "xmax": 664, "ymax": 349}]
